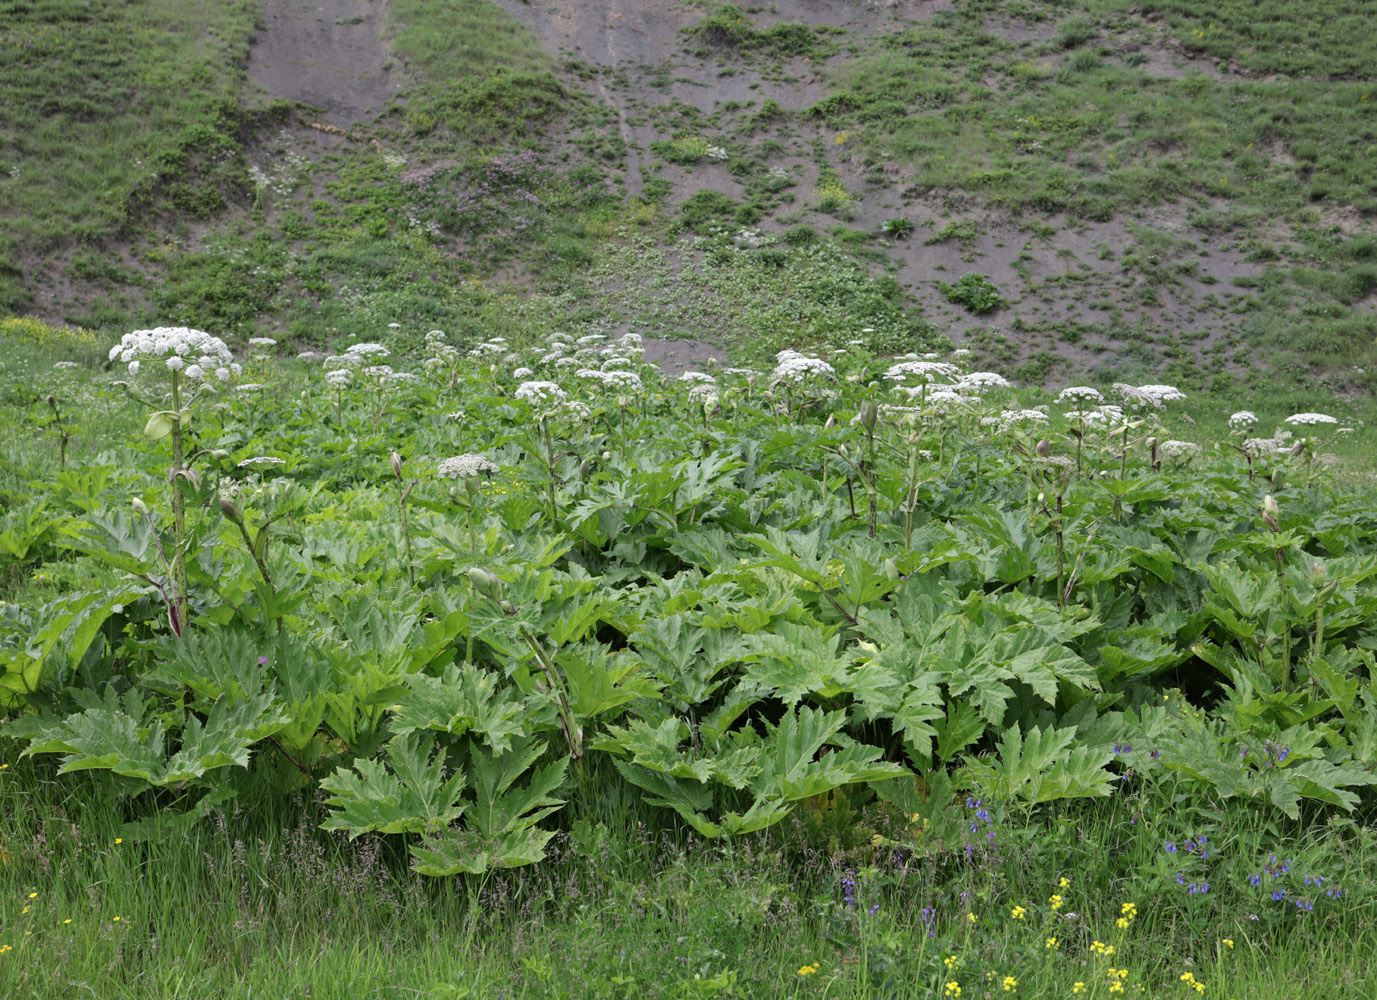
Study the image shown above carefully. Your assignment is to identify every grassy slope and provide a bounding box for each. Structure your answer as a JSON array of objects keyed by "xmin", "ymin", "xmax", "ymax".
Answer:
[{"xmin": 2, "ymin": 0, "xmax": 1375, "ymax": 402}]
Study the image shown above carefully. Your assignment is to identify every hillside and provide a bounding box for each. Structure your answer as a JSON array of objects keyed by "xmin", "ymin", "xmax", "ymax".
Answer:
[{"xmin": 2, "ymin": 0, "xmax": 1376, "ymax": 391}]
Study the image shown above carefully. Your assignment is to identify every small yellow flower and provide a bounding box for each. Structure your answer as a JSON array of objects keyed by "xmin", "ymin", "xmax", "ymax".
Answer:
[
  {"xmin": 1049, "ymin": 894, "xmax": 1064, "ymax": 910},
  {"xmin": 112, "ymin": 916, "xmax": 121, "ymax": 923},
  {"xmin": 967, "ymin": 912, "xmax": 978, "ymax": 924},
  {"xmin": 63, "ymin": 919, "xmax": 71, "ymax": 925},
  {"xmin": 944, "ymin": 956, "xmax": 961, "ymax": 971},
  {"xmin": 1116, "ymin": 917, "xmax": 1130, "ymax": 929},
  {"xmin": 1002, "ymin": 975, "xmax": 1018, "ymax": 992},
  {"xmin": 115, "ymin": 838, "xmax": 123, "ymax": 845},
  {"xmin": 1121, "ymin": 902, "xmax": 1137, "ymax": 919},
  {"xmin": 945, "ymin": 982, "xmax": 962, "ymax": 997},
  {"xmin": 20, "ymin": 906, "xmax": 28, "ymax": 914},
  {"xmin": 1114, "ymin": 969, "xmax": 1128, "ymax": 980},
  {"xmin": 1223, "ymin": 938, "xmax": 1234, "ymax": 949},
  {"xmin": 1011, "ymin": 905, "xmax": 1027, "ymax": 920},
  {"xmin": 1072, "ymin": 984, "xmax": 1085, "ymax": 995},
  {"xmin": 1059, "ymin": 877, "xmax": 1071, "ymax": 889},
  {"xmin": 1109, "ymin": 982, "xmax": 1124, "ymax": 994},
  {"xmin": 27, "ymin": 892, "xmax": 37, "ymax": 899},
  {"xmin": 1045, "ymin": 937, "xmax": 1058, "ymax": 949},
  {"xmin": 797, "ymin": 962, "xmax": 820, "ymax": 976}
]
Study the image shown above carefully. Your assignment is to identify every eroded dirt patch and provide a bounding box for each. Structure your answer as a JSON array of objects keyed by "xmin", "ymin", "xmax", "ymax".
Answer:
[{"xmin": 247, "ymin": 0, "xmax": 399, "ymax": 124}]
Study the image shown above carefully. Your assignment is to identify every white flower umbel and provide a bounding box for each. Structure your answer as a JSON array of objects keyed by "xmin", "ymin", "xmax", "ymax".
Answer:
[
  {"xmin": 437, "ymin": 454, "xmax": 500, "ymax": 479},
  {"xmin": 108, "ymin": 326, "xmax": 237, "ymax": 384},
  {"xmin": 1158, "ymin": 440, "xmax": 1201, "ymax": 459},
  {"xmin": 576, "ymin": 368, "xmax": 642, "ymax": 390},
  {"xmin": 772, "ymin": 353, "xmax": 835, "ymax": 384},
  {"xmin": 883, "ymin": 360, "xmax": 960, "ymax": 383},
  {"xmin": 1116, "ymin": 382, "xmax": 1185, "ymax": 408},
  {"xmin": 1081, "ymin": 405, "xmax": 1125, "ymax": 427},
  {"xmin": 678, "ymin": 371, "xmax": 717, "ymax": 384},
  {"xmin": 513, "ymin": 367, "xmax": 534, "ymax": 379},
  {"xmin": 343, "ymin": 342, "xmax": 390, "ymax": 357},
  {"xmin": 516, "ymin": 380, "xmax": 568, "ymax": 404},
  {"xmin": 237, "ymin": 456, "xmax": 286, "ymax": 468},
  {"xmin": 1057, "ymin": 386, "xmax": 1104, "ymax": 405},
  {"xmin": 1285, "ymin": 412, "xmax": 1339, "ymax": 426},
  {"xmin": 955, "ymin": 371, "xmax": 1012, "ymax": 393},
  {"xmin": 247, "ymin": 337, "xmax": 277, "ymax": 347},
  {"xmin": 1229, "ymin": 410, "xmax": 1258, "ymax": 431}
]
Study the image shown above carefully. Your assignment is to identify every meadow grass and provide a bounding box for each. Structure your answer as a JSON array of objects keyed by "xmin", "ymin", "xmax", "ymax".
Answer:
[{"xmin": 3, "ymin": 750, "xmax": 1375, "ymax": 998}]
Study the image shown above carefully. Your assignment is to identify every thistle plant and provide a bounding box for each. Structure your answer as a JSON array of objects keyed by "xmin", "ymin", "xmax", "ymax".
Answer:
[{"xmin": 108, "ymin": 327, "xmax": 238, "ymax": 634}]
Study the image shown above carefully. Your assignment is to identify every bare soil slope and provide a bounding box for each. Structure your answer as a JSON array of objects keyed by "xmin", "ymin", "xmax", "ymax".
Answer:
[{"xmin": 247, "ymin": 0, "xmax": 398, "ymax": 124}]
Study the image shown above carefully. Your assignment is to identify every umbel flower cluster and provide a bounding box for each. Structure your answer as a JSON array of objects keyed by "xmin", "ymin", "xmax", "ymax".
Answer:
[{"xmin": 108, "ymin": 327, "xmax": 240, "ymax": 382}]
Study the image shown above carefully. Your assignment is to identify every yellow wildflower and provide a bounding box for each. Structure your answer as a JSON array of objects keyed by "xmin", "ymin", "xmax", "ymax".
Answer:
[
  {"xmin": 945, "ymin": 983, "xmax": 962, "ymax": 997},
  {"xmin": 27, "ymin": 892, "xmax": 36, "ymax": 899},
  {"xmin": 797, "ymin": 963, "xmax": 820, "ymax": 976},
  {"xmin": 1045, "ymin": 937, "xmax": 1058, "ymax": 949},
  {"xmin": 1011, "ymin": 905, "xmax": 1027, "ymax": 920},
  {"xmin": 1072, "ymin": 984, "xmax": 1085, "ymax": 995},
  {"xmin": 1002, "ymin": 975, "xmax": 1018, "ymax": 992},
  {"xmin": 1049, "ymin": 894, "xmax": 1065, "ymax": 910},
  {"xmin": 1059, "ymin": 877, "xmax": 1071, "ymax": 889},
  {"xmin": 115, "ymin": 838, "xmax": 123, "ymax": 845},
  {"xmin": 1109, "ymin": 982, "xmax": 1124, "ymax": 994},
  {"xmin": 1116, "ymin": 917, "xmax": 1130, "ymax": 929},
  {"xmin": 1223, "ymin": 938, "xmax": 1234, "ymax": 949},
  {"xmin": 967, "ymin": 912, "xmax": 978, "ymax": 924},
  {"xmin": 944, "ymin": 956, "xmax": 961, "ymax": 971}
]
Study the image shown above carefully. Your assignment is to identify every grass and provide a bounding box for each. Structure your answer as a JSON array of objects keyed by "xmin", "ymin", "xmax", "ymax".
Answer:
[
  {"xmin": 0, "ymin": 0, "xmax": 261, "ymax": 310},
  {"xmin": 3, "ymin": 740, "xmax": 1376, "ymax": 997}
]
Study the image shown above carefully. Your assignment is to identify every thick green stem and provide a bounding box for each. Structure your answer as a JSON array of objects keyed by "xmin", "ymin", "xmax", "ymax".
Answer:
[{"xmin": 169, "ymin": 371, "xmax": 188, "ymax": 635}]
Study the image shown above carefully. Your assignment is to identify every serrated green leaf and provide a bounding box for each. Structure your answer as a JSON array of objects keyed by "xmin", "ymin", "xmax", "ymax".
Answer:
[{"xmin": 321, "ymin": 733, "xmax": 467, "ymax": 837}]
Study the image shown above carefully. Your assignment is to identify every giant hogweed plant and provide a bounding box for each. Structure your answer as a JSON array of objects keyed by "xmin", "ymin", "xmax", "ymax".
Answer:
[{"xmin": 3, "ymin": 329, "xmax": 1377, "ymax": 875}]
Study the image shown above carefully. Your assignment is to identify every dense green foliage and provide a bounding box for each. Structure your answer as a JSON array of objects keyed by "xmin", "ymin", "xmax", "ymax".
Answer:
[{"xmin": 2, "ymin": 328, "xmax": 1376, "ymax": 995}]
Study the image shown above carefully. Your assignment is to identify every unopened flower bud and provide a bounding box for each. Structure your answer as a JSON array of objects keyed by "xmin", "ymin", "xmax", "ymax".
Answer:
[
  {"xmin": 390, "ymin": 451, "xmax": 404, "ymax": 480},
  {"xmin": 1311, "ymin": 561, "xmax": 1325, "ymax": 586},
  {"xmin": 131, "ymin": 497, "xmax": 150, "ymax": 516},
  {"xmin": 1036, "ymin": 438, "xmax": 1051, "ymax": 457},
  {"xmin": 884, "ymin": 557, "xmax": 899, "ymax": 582},
  {"xmin": 860, "ymin": 400, "xmax": 879, "ymax": 432},
  {"xmin": 602, "ymin": 451, "xmax": 611, "ymax": 460},
  {"xmin": 466, "ymin": 567, "xmax": 502, "ymax": 600},
  {"xmin": 824, "ymin": 415, "xmax": 836, "ymax": 430},
  {"xmin": 1263, "ymin": 495, "xmax": 1280, "ymax": 520},
  {"xmin": 219, "ymin": 498, "xmax": 244, "ymax": 525}
]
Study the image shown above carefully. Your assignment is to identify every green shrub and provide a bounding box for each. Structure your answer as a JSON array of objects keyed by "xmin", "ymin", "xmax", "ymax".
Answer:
[{"xmin": 940, "ymin": 273, "xmax": 1008, "ymax": 314}]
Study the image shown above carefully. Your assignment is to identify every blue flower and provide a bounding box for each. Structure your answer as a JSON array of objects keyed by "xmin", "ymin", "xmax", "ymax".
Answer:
[{"xmin": 1165, "ymin": 842, "xmax": 1178, "ymax": 854}]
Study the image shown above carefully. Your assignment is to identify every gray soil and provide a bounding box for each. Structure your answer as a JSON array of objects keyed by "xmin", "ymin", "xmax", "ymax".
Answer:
[{"xmin": 246, "ymin": 0, "xmax": 399, "ymax": 125}]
